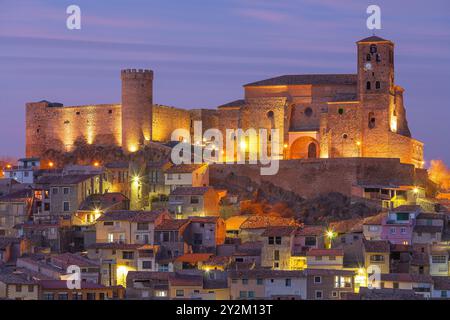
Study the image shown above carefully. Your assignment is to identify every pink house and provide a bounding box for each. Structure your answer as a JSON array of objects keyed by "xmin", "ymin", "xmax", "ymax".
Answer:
[{"xmin": 380, "ymin": 205, "xmax": 421, "ymax": 245}]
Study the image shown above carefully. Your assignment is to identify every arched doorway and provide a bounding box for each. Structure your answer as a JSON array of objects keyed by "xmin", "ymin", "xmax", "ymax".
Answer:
[{"xmin": 290, "ymin": 136, "xmax": 319, "ymax": 159}]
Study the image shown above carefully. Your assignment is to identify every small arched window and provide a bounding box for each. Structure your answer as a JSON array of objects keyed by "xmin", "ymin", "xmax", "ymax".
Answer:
[
  {"xmin": 370, "ymin": 44, "xmax": 377, "ymax": 54},
  {"xmin": 376, "ymin": 54, "xmax": 381, "ymax": 62},
  {"xmin": 267, "ymin": 110, "xmax": 274, "ymax": 119},
  {"xmin": 366, "ymin": 54, "xmax": 371, "ymax": 61},
  {"xmin": 368, "ymin": 112, "xmax": 376, "ymax": 129},
  {"xmin": 376, "ymin": 81, "xmax": 381, "ymax": 89},
  {"xmin": 366, "ymin": 81, "xmax": 371, "ymax": 90}
]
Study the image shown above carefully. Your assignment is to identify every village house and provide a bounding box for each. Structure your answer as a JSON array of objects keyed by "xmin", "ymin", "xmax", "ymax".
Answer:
[
  {"xmin": 362, "ymin": 239, "xmax": 391, "ymax": 275},
  {"xmin": 154, "ymin": 219, "xmax": 190, "ymax": 264},
  {"xmin": 39, "ymin": 279, "xmax": 124, "ymax": 300},
  {"xmin": 0, "ymin": 270, "xmax": 40, "ymax": 300},
  {"xmin": 32, "ymin": 173, "xmax": 109, "ymax": 221},
  {"xmin": 183, "ymin": 216, "xmax": 226, "ymax": 253},
  {"xmin": 412, "ymin": 212, "xmax": 445, "ymax": 244},
  {"xmin": 260, "ymin": 226, "xmax": 297, "ymax": 270},
  {"xmin": 238, "ymin": 216, "xmax": 299, "ymax": 243},
  {"xmin": 306, "ymin": 268, "xmax": 355, "ymax": 300},
  {"xmin": 168, "ymin": 186, "xmax": 221, "ymax": 219},
  {"xmin": 125, "ymin": 271, "xmax": 171, "ymax": 299},
  {"xmin": 164, "ymin": 164, "xmax": 209, "ymax": 192},
  {"xmin": 0, "ymin": 189, "xmax": 32, "ymax": 237},
  {"xmin": 362, "ymin": 212, "xmax": 385, "ymax": 240},
  {"xmin": 380, "ymin": 205, "xmax": 421, "ymax": 245},
  {"xmin": 105, "ymin": 162, "xmax": 131, "ymax": 199},
  {"xmin": 3, "ymin": 158, "xmax": 40, "ymax": 184},
  {"xmin": 376, "ymin": 273, "xmax": 433, "ymax": 298},
  {"xmin": 431, "ymin": 276, "xmax": 450, "ymax": 299},
  {"xmin": 168, "ymin": 272, "xmax": 229, "ymax": 300},
  {"xmin": 228, "ymin": 269, "xmax": 307, "ymax": 300},
  {"xmin": 429, "ymin": 246, "xmax": 449, "ymax": 276},
  {"xmin": 306, "ymin": 248, "xmax": 344, "ymax": 270},
  {"xmin": 95, "ymin": 209, "xmax": 170, "ymax": 245}
]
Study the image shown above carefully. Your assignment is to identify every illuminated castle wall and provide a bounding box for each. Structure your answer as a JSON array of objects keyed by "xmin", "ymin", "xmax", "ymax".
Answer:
[{"xmin": 25, "ymin": 36, "xmax": 424, "ymax": 168}]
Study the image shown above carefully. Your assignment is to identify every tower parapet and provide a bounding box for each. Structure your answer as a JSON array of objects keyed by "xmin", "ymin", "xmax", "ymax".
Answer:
[{"xmin": 121, "ymin": 68, "xmax": 154, "ymax": 152}]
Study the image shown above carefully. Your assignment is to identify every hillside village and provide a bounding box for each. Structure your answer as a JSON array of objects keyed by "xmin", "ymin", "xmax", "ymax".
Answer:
[{"xmin": 1, "ymin": 152, "xmax": 450, "ymax": 301}]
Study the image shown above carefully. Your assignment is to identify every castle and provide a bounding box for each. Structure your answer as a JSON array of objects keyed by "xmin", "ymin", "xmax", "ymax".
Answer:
[{"xmin": 26, "ymin": 36, "xmax": 424, "ymax": 168}]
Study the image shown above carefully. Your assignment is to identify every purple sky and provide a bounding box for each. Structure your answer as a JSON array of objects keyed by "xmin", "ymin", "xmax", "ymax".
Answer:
[{"xmin": 0, "ymin": 0, "xmax": 449, "ymax": 165}]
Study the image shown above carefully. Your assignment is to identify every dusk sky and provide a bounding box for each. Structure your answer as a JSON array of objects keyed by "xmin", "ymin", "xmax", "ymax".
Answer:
[{"xmin": 0, "ymin": 0, "xmax": 449, "ymax": 165}]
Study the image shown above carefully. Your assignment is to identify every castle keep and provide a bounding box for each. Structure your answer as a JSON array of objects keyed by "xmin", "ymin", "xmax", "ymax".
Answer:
[{"xmin": 26, "ymin": 36, "xmax": 424, "ymax": 168}]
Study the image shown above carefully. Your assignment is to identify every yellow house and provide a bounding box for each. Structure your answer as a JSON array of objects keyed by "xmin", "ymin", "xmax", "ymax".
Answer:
[
  {"xmin": 260, "ymin": 226, "xmax": 297, "ymax": 270},
  {"xmin": 168, "ymin": 273, "xmax": 229, "ymax": 300},
  {"xmin": 0, "ymin": 271, "xmax": 39, "ymax": 300},
  {"xmin": 362, "ymin": 239, "xmax": 391, "ymax": 278}
]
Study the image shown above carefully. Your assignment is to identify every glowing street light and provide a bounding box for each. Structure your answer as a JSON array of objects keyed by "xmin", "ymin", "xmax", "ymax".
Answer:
[
  {"xmin": 49, "ymin": 162, "xmax": 54, "ymax": 168},
  {"xmin": 325, "ymin": 229, "xmax": 336, "ymax": 249}
]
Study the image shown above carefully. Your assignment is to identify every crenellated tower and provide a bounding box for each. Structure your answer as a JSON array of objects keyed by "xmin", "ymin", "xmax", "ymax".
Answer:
[{"xmin": 121, "ymin": 69, "xmax": 153, "ymax": 152}]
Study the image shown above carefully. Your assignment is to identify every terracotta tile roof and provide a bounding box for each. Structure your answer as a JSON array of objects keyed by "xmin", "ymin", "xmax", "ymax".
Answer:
[
  {"xmin": 188, "ymin": 216, "xmax": 220, "ymax": 224},
  {"xmin": 417, "ymin": 212, "xmax": 445, "ymax": 220},
  {"xmin": 51, "ymin": 253, "xmax": 99, "ymax": 268},
  {"xmin": 380, "ymin": 273, "xmax": 433, "ymax": 283},
  {"xmin": 225, "ymin": 215, "xmax": 249, "ymax": 231},
  {"xmin": 0, "ymin": 271, "xmax": 37, "ymax": 285},
  {"xmin": 240, "ymin": 215, "xmax": 299, "ymax": 230},
  {"xmin": 306, "ymin": 248, "xmax": 344, "ymax": 257},
  {"xmin": 229, "ymin": 269, "xmax": 305, "ymax": 279},
  {"xmin": 36, "ymin": 174, "xmax": 98, "ymax": 185},
  {"xmin": 390, "ymin": 243, "xmax": 413, "ymax": 253},
  {"xmin": 126, "ymin": 271, "xmax": 173, "ymax": 282},
  {"xmin": 0, "ymin": 188, "xmax": 33, "ymax": 201},
  {"xmin": 347, "ymin": 287, "xmax": 423, "ymax": 300},
  {"xmin": 414, "ymin": 225, "xmax": 443, "ymax": 234},
  {"xmin": 217, "ymin": 99, "xmax": 246, "ymax": 109},
  {"xmin": 104, "ymin": 161, "xmax": 129, "ymax": 169},
  {"xmin": 88, "ymin": 243, "xmax": 142, "ymax": 250},
  {"xmin": 39, "ymin": 280, "xmax": 107, "ymax": 289},
  {"xmin": 97, "ymin": 209, "xmax": 167, "ymax": 223},
  {"xmin": 261, "ymin": 226, "xmax": 297, "ymax": 237},
  {"xmin": 170, "ymin": 186, "xmax": 212, "ymax": 196},
  {"xmin": 295, "ymin": 225, "xmax": 324, "ymax": 236},
  {"xmin": 165, "ymin": 164, "xmax": 206, "ymax": 174},
  {"xmin": 79, "ymin": 193, "xmax": 128, "ymax": 211},
  {"xmin": 169, "ymin": 273, "xmax": 203, "ymax": 287},
  {"xmin": 363, "ymin": 212, "xmax": 386, "ymax": 225},
  {"xmin": 174, "ymin": 253, "xmax": 213, "ymax": 264},
  {"xmin": 329, "ymin": 219, "xmax": 363, "ymax": 234},
  {"xmin": 357, "ymin": 36, "xmax": 391, "ymax": 43},
  {"xmin": 363, "ymin": 239, "xmax": 391, "ymax": 253},
  {"xmin": 244, "ymin": 74, "xmax": 357, "ymax": 87},
  {"xmin": 155, "ymin": 219, "xmax": 189, "ymax": 231},
  {"xmin": 305, "ymin": 268, "xmax": 355, "ymax": 277}
]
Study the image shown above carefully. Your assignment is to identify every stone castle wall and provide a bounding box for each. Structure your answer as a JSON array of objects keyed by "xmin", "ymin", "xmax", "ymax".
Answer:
[
  {"xmin": 152, "ymin": 104, "xmax": 191, "ymax": 142},
  {"xmin": 26, "ymin": 102, "xmax": 122, "ymax": 157}
]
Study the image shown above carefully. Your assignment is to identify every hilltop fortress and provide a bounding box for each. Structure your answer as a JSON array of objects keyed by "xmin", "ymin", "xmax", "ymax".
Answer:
[{"xmin": 26, "ymin": 36, "xmax": 424, "ymax": 168}]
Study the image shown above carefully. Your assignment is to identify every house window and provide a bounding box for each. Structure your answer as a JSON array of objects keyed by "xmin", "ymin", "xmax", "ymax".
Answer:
[
  {"xmin": 366, "ymin": 81, "xmax": 371, "ymax": 90},
  {"xmin": 122, "ymin": 251, "xmax": 134, "ymax": 260},
  {"xmin": 368, "ymin": 226, "xmax": 378, "ymax": 232},
  {"xmin": 314, "ymin": 276, "xmax": 322, "ymax": 284},
  {"xmin": 315, "ymin": 290, "xmax": 323, "ymax": 300},
  {"xmin": 304, "ymin": 107, "xmax": 313, "ymax": 117},
  {"xmin": 432, "ymin": 256, "xmax": 447, "ymax": 264},
  {"xmin": 370, "ymin": 44, "xmax": 377, "ymax": 53},
  {"xmin": 273, "ymin": 262, "xmax": 279, "ymax": 269},
  {"xmin": 104, "ymin": 221, "xmax": 113, "ymax": 226},
  {"xmin": 190, "ymin": 196, "xmax": 199, "ymax": 204},
  {"xmin": 393, "ymin": 282, "xmax": 399, "ymax": 289},
  {"xmin": 43, "ymin": 293, "xmax": 54, "ymax": 300},
  {"xmin": 142, "ymin": 261, "xmax": 152, "ymax": 269},
  {"xmin": 256, "ymin": 278, "xmax": 263, "ymax": 285},
  {"xmin": 329, "ymin": 256, "xmax": 336, "ymax": 261},
  {"xmin": 316, "ymin": 256, "xmax": 322, "ymax": 261},
  {"xmin": 268, "ymin": 237, "xmax": 274, "ymax": 245},
  {"xmin": 370, "ymin": 255, "xmax": 384, "ymax": 262},
  {"xmin": 285, "ymin": 279, "xmax": 291, "ymax": 287},
  {"xmin": 441, "ymin": 291, "xmax": 448, "ymax": 298},
  {"xmin": 305, "ymin": 237, "xmax": 316, "ymax": 246},
  {"xmin": 137, "ymin": 223, "xmax": 149, "ymax": 231},
  {"xmin": 275, "ymin": 237, "xmax": 282, "ymax": 245},
  {"xmin": 52, "ymin": 188, "xmax": 58, "ymax": 195},
  {"xmin": 239, "ymin": 291, "xmax": 247, "ymax": 299},
  {"xmin": 63, "ymin": 187, "xmax": 70, "ymax": 194},
  {"xmin": 376, "ymin": 81, "xmax": 381, "ymax": 89},
  {"xmin": 400, "ymin": 227, "xmax": 406, "ymax": 234},
  {"xmin": 390, "ymin": 227, "xmax": 396, "ymax": 235},
  {"xmin": 16, "ymin": 285, "xmax": 22, "ymax": 292},
  {"xmin": 86, "ymin": 293, "xmax": 96, "ymax": 300},
  {"xmin": 28, "ymin": 285, "xmax": 34, "ymax": 292},
  {"xmin": 248, "ymin": 291, "xmax": 255, "ymax": 298},
  {"xmin": 58, "ymin": 293, "xmax": 68, "ymax": 300},
  {"xmin": 63, "ymin": 202, "xmax": 70, "ymax": 211},
  {"xmin": 332, "ymin": 291, "xmax": 338, "ymax": 298},
  {"xmin": 242, "ymin": 279, "xmax": 248, "ymax": 285},
  {"xmin": 366, "ymin": 54, "xmax": 371, "ymax": 61}
]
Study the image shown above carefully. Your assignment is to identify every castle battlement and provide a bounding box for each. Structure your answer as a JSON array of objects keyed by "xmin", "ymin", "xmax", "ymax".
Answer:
[{"xmin": 120, "ymin": 69, "xmax": 153, "ymax": 80}]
